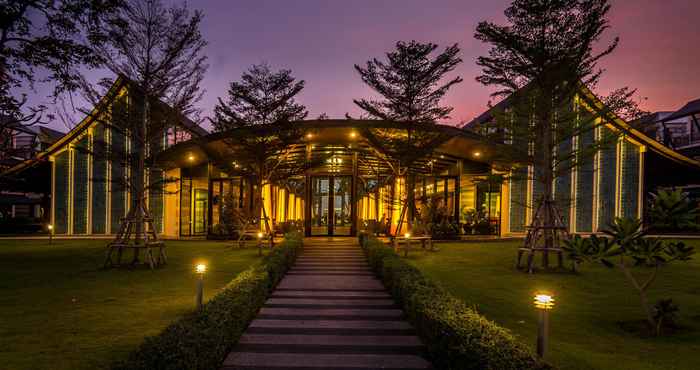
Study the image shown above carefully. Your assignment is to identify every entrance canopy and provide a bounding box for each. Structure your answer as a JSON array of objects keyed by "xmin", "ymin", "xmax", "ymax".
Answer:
[
  {"xmin": 158, "ymin": 119, "xmax": 503, "ymax": 175},
  {"xmin": 157, "ymin": 119, "xmax": 505, "ymax": 237}
]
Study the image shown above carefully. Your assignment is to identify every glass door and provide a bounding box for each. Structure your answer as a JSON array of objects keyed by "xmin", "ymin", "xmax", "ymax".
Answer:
[
  {"xmin": 311, "ymin": 177, "xmax": 330, "ymax": 235},
  {"xmin": 310, "ymin": 175, "xmax": 353, "ymax": 236},
  {"xmin": 333, "ymin": 176, "xmax": 352, "ymax": 235},
  {"xmin": 193, "ymin": 189, "xmax": 208, "ymax": 235}
]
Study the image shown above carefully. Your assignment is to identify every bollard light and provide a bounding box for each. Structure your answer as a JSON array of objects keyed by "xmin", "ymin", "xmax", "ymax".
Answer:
[
  {"xmin": 534, "ymin": 293, "xmax": 554, "ymax": 358},
  {"xmin": 257, "ymin": 232, "xmax": 264, "ymax": 256},
  {"xmin": 195, "ymin": 263, "xmax": 207, "ymax": 310},
  {"xmin": 534, "ymin": 294, "xmax": 555, "ymax": 310},
  {"xmin": 47, "ymin": 224, "xmax": 54, "ymax": 245}
]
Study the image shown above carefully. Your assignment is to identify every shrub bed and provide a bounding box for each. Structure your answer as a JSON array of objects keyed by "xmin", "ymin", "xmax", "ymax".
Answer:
[
  {"xmin": 111, "ymin": 232, "xmax": 303, "ymax": 370},
  {"xmin": 360, "ymin": 236, "xmax": 551, "ymax": 370}
]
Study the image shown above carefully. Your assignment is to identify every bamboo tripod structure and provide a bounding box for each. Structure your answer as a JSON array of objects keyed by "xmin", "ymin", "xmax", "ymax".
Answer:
[
  {"xmin": 516, "ymin": 199, "xmax": 569, "ymax": 273},
  {"xmin": 104, "ymin": 203, "xmax": 166, "ymax": 269}
]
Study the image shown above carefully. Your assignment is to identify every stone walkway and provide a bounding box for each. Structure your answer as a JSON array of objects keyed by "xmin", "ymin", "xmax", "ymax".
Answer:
[{"xmin": 221, "ymin": 237, "xmax": 432, "ymax": 370}]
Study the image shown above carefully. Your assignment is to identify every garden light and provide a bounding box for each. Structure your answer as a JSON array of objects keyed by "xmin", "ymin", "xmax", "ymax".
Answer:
[
  {"xmin": 187, "ymin": 154, "xmax": 195, "ymax": 161},
  {"xmin": 349, "ymin": 131, "xmax": 357, "ymax": 138},
  {"xmin": 473, "ymin": 151, "xmax": 482, "ymax": 157},
  {"xmin": 404, "ymin": 232, "xmax": 411, "ymax": 238},
  {"xmin": 195, "ymin": 263, "xmax": 207, "ymax": 310},
  {"xmin": 534, "ymin": 294, "xmax": 555, "ymax": 310},
  {"xmin": 47, "ymin": 224, "xmax": 54, "ymax": 245},
  {"xmin": 533, "ymin": 292, "xmax": 554, "ymax": 358},
  {"xmin": 257, "ymin": 232, "xmax": 264, "ymax": 256}
]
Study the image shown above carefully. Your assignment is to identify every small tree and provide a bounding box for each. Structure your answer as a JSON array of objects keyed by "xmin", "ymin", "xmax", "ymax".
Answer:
[
  {"xmin": 474, "ymin": 0, "xmax": 647, "ymax": 269},
  {"xmin": 212, "ymin": 64, "xmax": 311, "ymax": 236},
  {"xmin": 563, "ymin": 217, "xmax": 695, "ymax": 335},
  {"xmin": 353, "ymin": 40, "xmax": 462, "ymax": 235}
]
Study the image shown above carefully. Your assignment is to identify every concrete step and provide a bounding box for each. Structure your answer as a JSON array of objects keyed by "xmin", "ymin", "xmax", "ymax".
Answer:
[
  {"xmin": 222, "ymin": 352, "xmax": 431, "ymax": 369},
  {"xmin": 277, "ymin": 277, "xmax": 384, "ymax": 291},
  {"xmin": 249, "ymin": 319, "xmax": 412, "ymax": 330},
  {"xmin": 266, "ymin": 298, "xmax": 396, "ymax": 306},
  {"xmin": 239, "ymin": 333, "xmax": 422, "ymax": 346},
  {"xmin": 287, "ymin": 271, "xmax": 374, "ymax": 276},
  {"xmin": 259, "ymin": 307, "xmax": 403, "ymax": 319},
  {"xmin": 271, "ymin": 290, "xmax": 390, "ymax": 298}
]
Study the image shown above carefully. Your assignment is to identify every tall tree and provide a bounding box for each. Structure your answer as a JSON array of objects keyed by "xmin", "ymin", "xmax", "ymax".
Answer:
[
  {"xmin": 353, "ymin": 40, "xmax": 462, "ymax": 235},
  {"xmin": 0, "ymin": 0, "xmax": 121, "ymax": 156},
  {"xmin": 474, "ymin": 0, "xmax": 644, "ymax": 268},
  {"xmin": 354, "ymin": 40, "xmax": 462, "ymax": 123},
  {"xmin": 87, "ymin": 0, "xmax": 208, "ymax": 253},
  {"xmin": 212, "ymin": 64, "xmax": 311, "ymax": 236},
  {"xmin": 212, "ymin": 63, "xmax": 307, "ymax": 130}
]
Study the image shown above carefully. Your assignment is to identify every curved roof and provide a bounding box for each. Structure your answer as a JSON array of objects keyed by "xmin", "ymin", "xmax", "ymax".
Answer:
[
  {"xmin": 463, "ymin": 83, "xmax": 700, "ymax": 170},
  {"xmin": 1, "ymin": 76, "xmax": 207, "ymax": 178},
  {"xmin": 157, "ymin": 119, "xmax": 502, "ymax": 175}
]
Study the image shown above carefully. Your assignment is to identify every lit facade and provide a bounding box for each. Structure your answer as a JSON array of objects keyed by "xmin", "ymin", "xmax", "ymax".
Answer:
[{"xmin": 4, "ymin": 79, "xmax": 700, "ymax": 238}]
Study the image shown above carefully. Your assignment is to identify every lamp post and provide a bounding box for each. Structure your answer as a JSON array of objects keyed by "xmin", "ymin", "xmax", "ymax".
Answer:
[
  {"xmin": 195, "ymin": 263, "xmax": 206, "ymax": 310},
  {"xmin": 533, "ymin": 293, "xmax": 555, "ymax": 359},
  {"xmin": 47, "ymin": 224, "xmax": 53, "ymax": 245}
]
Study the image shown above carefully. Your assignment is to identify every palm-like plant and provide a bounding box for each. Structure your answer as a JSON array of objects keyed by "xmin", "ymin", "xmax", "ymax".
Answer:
[
  {"xmin": 648, "ymin": 189, "xmax": 699, "ymax": 232},
  {"xmin": 574, "ymin": 217, "xmax": 695, "ymax": 335}
]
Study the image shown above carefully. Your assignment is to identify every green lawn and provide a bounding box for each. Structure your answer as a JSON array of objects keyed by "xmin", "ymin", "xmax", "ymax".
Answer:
[
  {"xmin": 0, "ymin": 239, "xmax": 260, "ymax": 370},
  {"xmin": 407, "ymin": 240, "xmax": 700, "ymax": 370}
]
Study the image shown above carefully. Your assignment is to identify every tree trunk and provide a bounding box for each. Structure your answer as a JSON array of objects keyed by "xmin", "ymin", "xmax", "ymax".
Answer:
[
  {"xmin": 133, "ymin": 95, "xmax": 149, "ymax": 245},
  {"xmin": 619, "ymin": 263, "xmax": 657, "ymax": 330}
]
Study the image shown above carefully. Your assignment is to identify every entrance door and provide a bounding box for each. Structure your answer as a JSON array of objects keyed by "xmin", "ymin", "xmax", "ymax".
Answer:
[{"xmin": 310, "ymin": 176, "xmax": 353, "ymax": 236}]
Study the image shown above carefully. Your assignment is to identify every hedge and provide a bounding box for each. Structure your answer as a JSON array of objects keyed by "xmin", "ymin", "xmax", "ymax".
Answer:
[
  {"xmin": 111, "ymin": 232, "xmax": 303, "ymax": 370},
  {"xmin": 359, "ymin": 236, "xmax": 552, "ymax": 370}
]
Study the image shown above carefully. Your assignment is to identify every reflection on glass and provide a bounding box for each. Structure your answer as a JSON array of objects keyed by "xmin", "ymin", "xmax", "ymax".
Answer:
[
  {"xmin": 311, "ymin": 177, "xmax": 329, "ymax": 235},
  {"xmin": 334, "ymin": 176, "xmax": 352, "ymax": 235}
]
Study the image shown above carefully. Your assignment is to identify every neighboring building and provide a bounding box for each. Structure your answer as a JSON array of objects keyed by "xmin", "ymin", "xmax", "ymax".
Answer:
[
  {"xmin": 3, "ymin": 79, "xmax": 699, "ymax": 237},
  {"xmin": 637, "ymin": 98, "xmax": 700, "ymax": 156},
  {"xmin": 0, "ymin": 120, "xmax": 64, "ymax": 225}
]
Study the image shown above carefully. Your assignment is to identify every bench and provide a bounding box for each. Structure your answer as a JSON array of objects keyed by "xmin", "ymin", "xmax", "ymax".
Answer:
[{"xmin": 393, "ymin": 235, "xmax": 435, "ymax": 257}]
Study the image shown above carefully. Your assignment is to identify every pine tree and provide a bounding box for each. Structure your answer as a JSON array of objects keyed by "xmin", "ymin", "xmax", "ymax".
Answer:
[
  {"xmin": 353, "ymin": 40, "xmax": 463, "ymax": 235},
  {"xmin": 212, "ymin": 64, "xmax": 311, "ymax": 236},
  {"xmin": 213, "ymin": 63, "xmax": 307, "ymax": 130},
  {"xmin": 474, "ymin": 0, "xmax": 645, "ymax": 269}
]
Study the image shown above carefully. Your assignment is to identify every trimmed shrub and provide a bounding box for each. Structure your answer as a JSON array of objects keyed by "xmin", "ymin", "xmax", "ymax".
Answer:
[
  {"xmin": 111, "ymin": 233, "xmax": 303, "ymax": 370},
  {"xmin": 361, "ymin": 237, "xmax": 551, "ymax": 370}
]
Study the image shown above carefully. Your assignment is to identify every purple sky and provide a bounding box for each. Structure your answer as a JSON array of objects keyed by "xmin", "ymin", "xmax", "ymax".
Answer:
[{"xmin": 39, "ymin": 0, "xmax": 700, "ymax": 131}]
